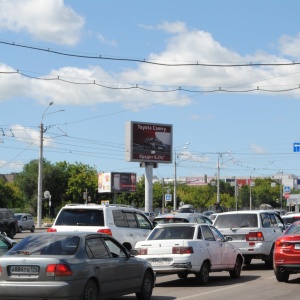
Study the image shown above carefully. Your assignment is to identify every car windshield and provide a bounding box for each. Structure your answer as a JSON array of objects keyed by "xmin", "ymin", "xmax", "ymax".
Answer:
[
  {"xmin": 15, "ymin": 215, "xmax": 22, "ymax": 220},
  {"xmin": 148, "ymin": 226, "xmax": 195, "ymax": 240},
  {"xmin": 55, "ymin": 209, "xmax": 104, "ymax": 226},
  {"xmin": 214, "ymin": 214, "xmax": 258, "ymax": 228},
  {"xmin": 7, "ymin": 235, "xmax": 80, "ymax": 256}
]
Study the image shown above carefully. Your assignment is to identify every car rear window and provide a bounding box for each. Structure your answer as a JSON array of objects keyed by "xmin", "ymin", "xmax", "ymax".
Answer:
[
  {"xmin": 214, "ymin": 214, "xmax": 258, "ymax": 228},
  {"xmin": 55, "ymin": 209, "xmax": 104, "ymax": 226},
  {"xmin": 148, "ymin": 226, "xmax": 195, "ymax": 240}
]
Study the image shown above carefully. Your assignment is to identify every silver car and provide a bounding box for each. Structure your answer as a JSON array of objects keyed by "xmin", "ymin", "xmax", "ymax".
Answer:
[
  {"xmin": 0, "ymin": 232, "xmax": 155, "ymax": 300},
  {"xmin": 15, "ymin": 213, "xmax": 35, "ymax": 233}
]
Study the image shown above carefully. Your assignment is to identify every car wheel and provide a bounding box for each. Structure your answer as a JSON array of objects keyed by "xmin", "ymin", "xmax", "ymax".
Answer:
[
  {"xmin": 30, "ymin": 225, "xmax": 35, "ymax": 233},
  {"xmin": 18, "ymin": 226, "xmax": 22, "ymax": 233},
  {"xmin": 275, "ymin": 268, "xmax": 290, "ymax": 282},
  {"xmin": 136, "ymin": 270, "xmax": 154, "ymax": 300},
  {"xmin": 196, "ymin": 261, "xmax": 209, "ymax": 285},
  {"xmin": 82, "ymin": 279, "xmax": 98, "ymax": 300},
  {"xmin": 229, "ymin": 256, "xmax": 243, "ymax": 278},
  {"xmin": 177, "ymin": 273, "xmax": 188, "ymax": 279},
  {"xmin": 264, "ymin": 247, "xmax": 274, "ymax": 269},
  {"xmin": 7, "ymin": 226, "xmax": 15, "ymax": 239}
]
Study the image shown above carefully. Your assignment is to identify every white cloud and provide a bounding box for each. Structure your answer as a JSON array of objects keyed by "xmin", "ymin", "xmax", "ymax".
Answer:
[
  {"xmin": 2, "ymin": 21, "xmax": 300, "ymax": 107},
  {"xmin": 251, "ymin": 144, "xmax": 267, "ymax": 154},
  {"xmin": 11, "ymin": 124, "xmax": 54, "ymax": 147},
  {"xmin": 278, "ymin": 34, "xmax": 300, "ymax": 59},
  {"xmin": 0, "ymin": 0, "xmax": 84, "ymax": 45}
]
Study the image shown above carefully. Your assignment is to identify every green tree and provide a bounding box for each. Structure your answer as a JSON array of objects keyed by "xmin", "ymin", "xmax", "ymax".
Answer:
[{"xmin": 0, "ymin": 177, "xmax": 23, "ymax": 209}]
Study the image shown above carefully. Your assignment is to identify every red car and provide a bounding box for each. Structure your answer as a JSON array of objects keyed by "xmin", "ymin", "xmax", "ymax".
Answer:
[{"xmin": 274, "ymin": 220, "xmax": 300, "ymax": 282}]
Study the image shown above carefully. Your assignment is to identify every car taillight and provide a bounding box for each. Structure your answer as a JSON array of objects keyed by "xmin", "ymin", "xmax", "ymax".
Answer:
[
  {"xmin": 97, "ymin": 229, "xmax": 112, "ymax": 236},
  {"xmin": 246, "ymin": 232, "xmax": 264, "ymax": 241},
  {"xmin": 172, "ymin": 247, "xmax": 194, "ymax": 254},
  {"xmin": 136, "ymin": 248, "xmax": 148, "ymax": 255},
  {"xmin": 0, "ymin": 265, "xmax": 2, "ymax": 275},
  {"xmin": 46, "ymin": 264, "xmax": 72, "ymax": 276},
  {"xmin": 275, "ymin": 239, "xmax": 292, "ymax": 247},
  {"xmin": 47, "ymin": 228, "xmax": 57, "ymax": 232}
]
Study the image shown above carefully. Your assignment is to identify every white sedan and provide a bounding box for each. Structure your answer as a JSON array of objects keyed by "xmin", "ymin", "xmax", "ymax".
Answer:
[{"xmin": 134, "ymin": 223, "xmax": 244, "ymax": 284}]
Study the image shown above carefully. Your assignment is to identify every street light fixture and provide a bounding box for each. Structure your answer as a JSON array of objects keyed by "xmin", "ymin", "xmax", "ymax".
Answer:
[
  {"xmin": 173, "ymin": 142, "xmax": 190, "ymax": 211},
  {"xmin": 37, "ymin": 102, "xmax": 64, "ymax": 227}
]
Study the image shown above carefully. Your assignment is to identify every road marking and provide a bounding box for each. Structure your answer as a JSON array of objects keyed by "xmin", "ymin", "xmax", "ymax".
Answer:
[{"xmin": 176, "ymin": 283, "xmax": 247, "ymax": 300}]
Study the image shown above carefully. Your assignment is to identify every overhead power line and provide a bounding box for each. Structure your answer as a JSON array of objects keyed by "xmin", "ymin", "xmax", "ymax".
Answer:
[
  {"xmin": 1, "ymin": 40, "xmax": 300, "ymax": 67},
  {"xmin": 1, "ymin": 70, "xmax": 300, "ymax": 94}
]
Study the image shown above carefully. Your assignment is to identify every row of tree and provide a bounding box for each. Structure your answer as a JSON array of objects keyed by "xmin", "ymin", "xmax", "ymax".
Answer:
[{"xmin": 0, "ymin": 159, "xmax": 295, "ymax": 218}]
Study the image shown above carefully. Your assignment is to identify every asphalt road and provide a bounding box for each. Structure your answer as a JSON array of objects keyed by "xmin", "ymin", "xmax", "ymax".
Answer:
[{"xmin": 13, "ymin": 230, "xmax": 300, "ymax": 299}]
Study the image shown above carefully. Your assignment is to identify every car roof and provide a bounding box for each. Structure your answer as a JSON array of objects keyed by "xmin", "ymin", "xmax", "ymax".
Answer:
[
  {"xmin": 155, "ymin": 212, "xmax": 207, "ymax": 218},
  {"xmin": 216, "ymin": 210, "xmax": 280, "ymax": 215},
  {"xmin": 155, "ymin": 222, "xmax": 201, "ymax": 228}
]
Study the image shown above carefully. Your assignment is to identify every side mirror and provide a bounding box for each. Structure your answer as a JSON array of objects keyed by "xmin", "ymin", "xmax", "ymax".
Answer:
[{"xmin": 130, "ymin": 249, "xmax": 138, "ymax": 256}]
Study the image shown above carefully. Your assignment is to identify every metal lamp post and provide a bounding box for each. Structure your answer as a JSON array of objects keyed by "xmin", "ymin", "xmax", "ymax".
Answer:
[
  {"xmin": 37, "ymin": 102, "xmax": 64, "ymax": 227},
  {"xmin": 173, "ymin": 142, "xmax": 190, "ymax": 211}
]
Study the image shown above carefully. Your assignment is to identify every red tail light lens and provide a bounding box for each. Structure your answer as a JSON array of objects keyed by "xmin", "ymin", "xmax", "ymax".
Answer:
[
  {"xmin": 172, "ymin": 247, "xmax": 194, "ymax": 254},
  {"xmin": 47, "ymin": 228, "xmax": 57, "ymax": 232},
  {"xmin": 46, "ymin": 264, "xmax": 72, "ymax": 276},
  {"xmin": 136, "ymin": 248, "xmax": 148, "ymax": 255},
  {"xmin": 246, "ymin": 232, "xmax": 264, "ymax": 241},
  {"xmin": 275, "ymin": 239, "xmax": 292, "ymax": 247},
  {"xmin": 97, "ymin": 229, "xmax": 112, "ymax": 236}
]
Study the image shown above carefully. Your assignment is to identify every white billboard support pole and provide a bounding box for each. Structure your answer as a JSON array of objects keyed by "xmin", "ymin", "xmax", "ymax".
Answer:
[{"xmin": 145, "ymin": 163, "xmax": 153, "ymax": 213}]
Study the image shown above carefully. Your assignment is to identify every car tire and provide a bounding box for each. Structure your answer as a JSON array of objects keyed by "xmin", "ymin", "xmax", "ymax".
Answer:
[
  {"xmin": 275, "ymin": 268, "xmax": 290, "ymax": 282},
  {"xmin": 30, "ymin": 225, "xmax": 35, "ymax": 233},
  {"xmin": 196, "ymin": 261, "xmax": 209, "ymax": 285},
  {"xmin": 18, "ymin": 226, "xmax": 22, "ymax": 233},
  {"xmin": 7, "ymin": 226, "xmax": 15, "ymax": 239},
  {"xmin": 82, "ymin": 279, "xmax": 98, "ymax": 300},
  {"xmin": 177, "ymin": 273, "xmax": 188, "ymax": 279},
  {"xmin": 229, "ymin": 256, "xmax": 243, "ymax": 278},
  {"xmin": 136, "ymin": 270, "xmax": 154, "ymax": 300},
  {"xmin": 264, "ymin": 247, "xmax": 274, "ymax": 269}
]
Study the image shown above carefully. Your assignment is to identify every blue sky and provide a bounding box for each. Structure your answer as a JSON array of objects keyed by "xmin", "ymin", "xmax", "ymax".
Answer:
[{"xmin": 1, "ymin": 0, "xmax": 300, "ymax": 181}]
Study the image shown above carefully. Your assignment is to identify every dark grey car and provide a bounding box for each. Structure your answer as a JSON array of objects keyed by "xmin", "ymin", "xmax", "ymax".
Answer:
[{"xmin": 0, "ymin": 232, "xmax": 155, "ymax": 300}]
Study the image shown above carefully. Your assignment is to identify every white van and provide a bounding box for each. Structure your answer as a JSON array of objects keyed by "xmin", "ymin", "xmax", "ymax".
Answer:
[
  {"xmin": 48, "ymin": 203, "xmax": 153, "ymax": 250},
  {"xmin": 213, "ymin": 210, "xmax": 285, "ymax": 268}
]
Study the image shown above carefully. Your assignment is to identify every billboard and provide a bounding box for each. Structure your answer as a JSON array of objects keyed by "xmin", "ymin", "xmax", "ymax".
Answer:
[
  {"xmin": 98, "ymin": 172, "xmax": 136, "ymax": 193},
  {"xmin": 125, "ymin": 121, "xmax": 173, "ymax": 163}
]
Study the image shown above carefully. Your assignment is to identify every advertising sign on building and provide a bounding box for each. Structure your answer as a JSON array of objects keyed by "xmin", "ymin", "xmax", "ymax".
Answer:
[
  {"xmin": 125, "ymin": 121, "xmax": 173, "ymax": 163},
  {"xmin": 98, "ymin": 172, "xmax": 136, "ymax": 193}
]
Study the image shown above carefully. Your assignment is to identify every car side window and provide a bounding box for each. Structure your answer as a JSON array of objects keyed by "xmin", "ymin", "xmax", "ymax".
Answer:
[
  {"xmin": 86, "ymin": 237, "xmax": 110, "ymax": 259},
  {"xmin": 201, "ymin": 225, "xmax": 216, "ymax": 241},
  {"xmin": 124, "ymin": 212, "xmax": 138, "ymax": 228},
  {"xmin": 0, "ymin": 236, "xmax": 10, "ymax": 249},
  {"xmin": 112, "ymin": 210, "xmax": 128, "ymax": 227},
  {"xmin": 104, "ymin": 237, "xmax": 127, "ymax": 258},
  {"xmin": 261, "ymin": 213, "xmax": 271, "ymax": 227},
  {"xmin": 210, "ymin": 226, "xmax": 225, "ymax": 242},
  {"xmin": 269, "ymin": 214, "xmax": 278, "ymax": 227},
  {"xmin": 136, "ymin": 213, "xmax": 152, "ymax": 229},
  {"xmin": 274, "ymin": 214, "xmax": 284, "ymax": 228}
]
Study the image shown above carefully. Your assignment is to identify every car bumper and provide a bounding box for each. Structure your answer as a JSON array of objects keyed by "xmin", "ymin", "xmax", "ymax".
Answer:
[
  {"xmin": 0, "ymin": 281, "xmax": 82, "ymax": 299},
  {"xmin": 275, "ymin": 264, "xmax": 300, "ymax": 273}
]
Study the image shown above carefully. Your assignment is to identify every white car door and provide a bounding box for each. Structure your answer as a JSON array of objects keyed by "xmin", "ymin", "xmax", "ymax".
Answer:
[{"xmin": 201, "ymin": 225, "xmax": 223, "ymax": 270}]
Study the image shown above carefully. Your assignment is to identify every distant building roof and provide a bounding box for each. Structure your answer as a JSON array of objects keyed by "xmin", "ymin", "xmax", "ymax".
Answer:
[{"xmin": 0, "ymin": 174, "xmax": 16, "ymax": 183}]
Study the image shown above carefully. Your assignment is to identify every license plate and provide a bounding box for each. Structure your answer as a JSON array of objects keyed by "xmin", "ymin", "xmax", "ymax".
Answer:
[
  {"xmin": 10, "ymin": 265, "xmax": 39, "ymax": 275},
  {"xmin": 149, "ymin": 258, "xmax": 172, "ymax": 265},
  {"xmin": 231, "ymin": 235, "xmax": 245, "ymax": 240},
  {"xmin": 295, "ymin": 244, "xmax": 300, "ymax": 250}
]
